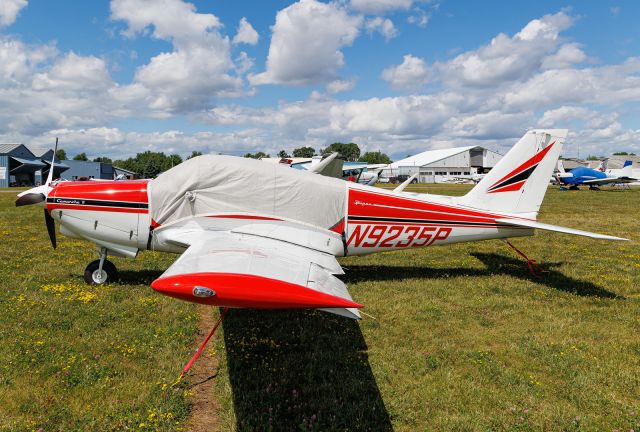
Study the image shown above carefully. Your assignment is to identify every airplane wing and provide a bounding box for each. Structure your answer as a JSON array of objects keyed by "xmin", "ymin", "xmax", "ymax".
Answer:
[
  {"xmin": 496, "ymin": 218, "xmax": 628, "ymax": 241},
  {"xmin": 581, "ymin": 177, "xmax": 626, "ymax": 185},
  {"xmin": 150, "ymin": 229, "xmax": 362, "ymax": 319}
]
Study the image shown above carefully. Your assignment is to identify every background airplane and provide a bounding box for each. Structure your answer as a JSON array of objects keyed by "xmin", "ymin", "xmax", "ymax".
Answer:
[
  {"xmin": 556, "ymin": 160, "xmax": 637, "ymax": 189},
  {"xmin": 290, "ymin": 157, "xmax": 385, "ymax": 185},
  {"xmin": 341, "ymin": 162, "xmax": 386, "ymax": 185}
]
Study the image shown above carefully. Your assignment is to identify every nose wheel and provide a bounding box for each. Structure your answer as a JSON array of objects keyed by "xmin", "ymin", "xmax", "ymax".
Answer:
[{"xmin": 84, "ymin": 247, "xmax": 119, "ymax": 285}]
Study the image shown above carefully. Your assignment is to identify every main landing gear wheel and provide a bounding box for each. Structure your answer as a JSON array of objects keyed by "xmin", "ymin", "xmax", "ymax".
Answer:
[{"xmin": 84, "ymin": 259, "xmax": 118, "ymax": 285}]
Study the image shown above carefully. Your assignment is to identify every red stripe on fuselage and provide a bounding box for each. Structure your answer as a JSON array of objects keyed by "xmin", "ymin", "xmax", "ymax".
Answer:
[
  {"xmin": 347, "ymin": 187, "xmax": 519, "ymax": 224},
  {"xmin": 50, "ymin": 180, "xmax": 149, "ymax": 203},
  {"xmin": 47, "ymin": 204, "xmax": 148, "ymax": 214},
  {"xmin": 48, "ymin": 180, "xmax": 149, "ymax": 215}
]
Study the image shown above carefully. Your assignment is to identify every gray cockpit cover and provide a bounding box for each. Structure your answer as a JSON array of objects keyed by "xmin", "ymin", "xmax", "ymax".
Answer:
[{"xmin": 148, "ymin": 155, "xmax": 346, "ymax": 229}]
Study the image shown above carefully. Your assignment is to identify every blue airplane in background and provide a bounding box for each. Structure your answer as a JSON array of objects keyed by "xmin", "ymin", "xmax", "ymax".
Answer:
[{"xmin": 556, "ymin": 159, "xmax": 637, "ymax": 190}]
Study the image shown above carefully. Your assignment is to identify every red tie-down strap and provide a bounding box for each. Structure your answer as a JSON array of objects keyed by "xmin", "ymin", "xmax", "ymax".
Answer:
[
  {"xmin": 502, "ymin": 240, "xmax": 547, "ymax": 278},
  {"xmin": 173, "ymin": 307, "xmax": 229, "ymax": 386}
]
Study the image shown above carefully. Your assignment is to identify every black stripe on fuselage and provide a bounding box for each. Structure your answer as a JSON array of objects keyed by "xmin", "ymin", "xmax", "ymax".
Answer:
[
  {"xmin": 347, "ymin": 215, "xmax": 526, "ymax": 228},
  {"xmin": 46, "ymin": 197, "xmax": 148, "ymax": 209}
]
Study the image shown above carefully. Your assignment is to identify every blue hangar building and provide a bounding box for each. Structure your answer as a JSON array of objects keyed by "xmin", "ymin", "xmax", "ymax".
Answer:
[
  {"xmin": 0, "ymin": 143, "xmax": 69, "ymax": 188},
  {"xmin": 0, "ymin": 143, "xmax": 122, "ymax": 187}
]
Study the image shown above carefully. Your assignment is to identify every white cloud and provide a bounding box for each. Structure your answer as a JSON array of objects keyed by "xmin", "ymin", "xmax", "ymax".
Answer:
[
  {"xmin": 235, "ymin": 51, "xmax": 254, "ymax": 74},
  {"xmin": 436, "ymin": 11, "xmax": 575, "ymax": 88},
  {"xmin": 0, "ymin": 38, "xmax": 118, "ymax": 136},
  {"xmin": 407, "ymin": 9, "xmax": 429, "ymax": 27},
  {"xmin": 110, "ymin": 0, "xmax": 221, "ymax": 41},
  {"xmin": 381, "ymin": 54, "xmax": 430, "ymax": 90},
  {"xmin": 0, "ymin": 0, "xmax": 27, "ymax": 27},
  {"xmin": 250, "ymin": 0, "xmax": 362, "ymax": 86},
  {"xmin": 32, "ymin": 52, "xmax": 112, "ymax": 92},
  {"xmin": 503, "ymin": 59, "xmax": 640, "ymax": 110},
  {"xmin": 3, "ymin": 8, "xmax": 640, "ymax": 161},
  {"xmin": 444, "ymin": 111, "xmax": 535, "ymax": 140},
  {"xmin": 110, "ymin": 0, "xmax": 242, "ymax": 115},
  {"xmin": 325, "ymin": 95, "xmax": 451, "ymax": 135},
  {"xmin": 0, "ymin": 36, "xmax": 56, "ymax": 85},
  {"xmin": 233, "ymin": 17, "xmax": 259, "ymax": 45},
  {"xmin": 326, "ymin": 78, "xmax": 357, "ymax": 94},
  {"xmin": 538, "ymin": 106, "xmax": 594, "ymax": 127},
  {"xmin": 515, "ymin": 11, "xmax": 572, "ymax": 41},
  {"xmin": 24, "ymin": 127, "xmax": 285, "ymax": 160},
  {"xmin": 350, "ymin": 0, "xmax": 413, "ymax": 15},
  {"xmin": 365, "ymin": 17, "xmax": 398, "ymax": 40},
  {"xmin": 540, "ymin": 43, "xmax": 587, "ymax": 69}
]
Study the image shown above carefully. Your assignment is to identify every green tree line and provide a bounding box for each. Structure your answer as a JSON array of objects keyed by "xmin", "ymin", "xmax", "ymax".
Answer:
[{"xmin": 54, "ymin": 142, "xmax": 392, "ymax": 178}]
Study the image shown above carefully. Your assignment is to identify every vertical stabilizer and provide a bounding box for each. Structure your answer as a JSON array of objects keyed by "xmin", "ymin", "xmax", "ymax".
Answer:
[
  {"xmin": 458, "ymin": 129, "xmax": 568, "ymax": 217},
  {"xmin": 596, "ymin": 159, "xmax": 608, "ymax": 172},
  {"xmin": 620, "ymin": 160, "xmax": 633, "ymax": 178}
]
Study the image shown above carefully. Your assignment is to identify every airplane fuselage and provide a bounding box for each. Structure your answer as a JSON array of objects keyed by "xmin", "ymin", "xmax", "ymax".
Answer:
[
  {"xmin": 45, "ymin": 179, "xmax": 532, "ymax": 260},
  {"xmin": 558, "ymin": 167, "xmax": 608, "ymax": 185}
]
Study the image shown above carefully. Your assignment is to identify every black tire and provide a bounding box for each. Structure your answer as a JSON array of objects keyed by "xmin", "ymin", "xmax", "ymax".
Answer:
[
  {"xmin": 411, "ymin": 178, "xmax": 418, "ymax": 184},
  {"xmin": 84, "ymin": 259, "xmax": 119, "ymax": 285}
]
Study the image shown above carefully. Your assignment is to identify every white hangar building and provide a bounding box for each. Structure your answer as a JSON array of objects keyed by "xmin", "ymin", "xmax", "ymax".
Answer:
[{"xmin": 383, "ymin": 146, "xmax": 503, "ymax": 183}]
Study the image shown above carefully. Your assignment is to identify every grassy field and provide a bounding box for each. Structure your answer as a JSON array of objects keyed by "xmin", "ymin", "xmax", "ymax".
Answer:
[
  {"xmin": 0, "ymin": 191, "xmax": 197, "ymax": 431},
  {"xmin": 1, "ymin": 185, "xmax": 639, "ymax": 431}
]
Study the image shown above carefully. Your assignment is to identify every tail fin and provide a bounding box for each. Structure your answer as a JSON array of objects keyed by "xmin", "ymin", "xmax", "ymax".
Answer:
[
  {"xmin": 596, "ymin": 159, "xmax": 608, "ymax": 172},
  {"xmin": 458, "ymin": 129, "xmax": 568, "ymax": 217},
  {"xmin": 620, "ymin": 160, "xmax": 633, "ymax": 177},
  {"xmin": 557, "ymin": 159, "xmax": 566, "ymax": 173}
]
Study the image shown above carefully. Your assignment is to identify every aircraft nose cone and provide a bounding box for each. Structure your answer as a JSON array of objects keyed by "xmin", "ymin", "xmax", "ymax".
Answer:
[{"xmin": 16, "ymin": 192, "xmax": 46, "ymax": 207}]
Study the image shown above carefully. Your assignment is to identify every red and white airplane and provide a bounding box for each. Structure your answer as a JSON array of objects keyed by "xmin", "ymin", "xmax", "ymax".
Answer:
[{"xmin": 17, "ymin": 130, "xmax": 626, "ymax": 320}]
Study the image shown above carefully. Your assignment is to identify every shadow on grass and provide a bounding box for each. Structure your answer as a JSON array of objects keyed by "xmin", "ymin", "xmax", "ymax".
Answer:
[
  {"xmin": 343, "ymin": 252, "xmax": 619, "ymax": 299},
  {"xmin": 222, "ymin": 309, "xmax": 392, "ymax": 431},
  {"xmin": 117, "ymin": 269, "xmax": 164, "ymax": 285}
]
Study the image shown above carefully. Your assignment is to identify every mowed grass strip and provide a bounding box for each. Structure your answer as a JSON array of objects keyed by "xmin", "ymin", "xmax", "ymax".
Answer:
[
  {"xmin": 0, "ymin": 193, "xmax": 198, "ymax": 431},
  {"xmin": 1, "ymin": 186, "xmax": 639, "ymax": 431}
]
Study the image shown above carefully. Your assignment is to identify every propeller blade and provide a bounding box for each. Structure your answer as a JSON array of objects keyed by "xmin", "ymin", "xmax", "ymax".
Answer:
[
  {"xmin": 44, "ymin": 209, "xmax": 57, "ymax": 249},
  {"xmin": 16, "ymin": 193, "xmax": 46, "ymax": 207}
]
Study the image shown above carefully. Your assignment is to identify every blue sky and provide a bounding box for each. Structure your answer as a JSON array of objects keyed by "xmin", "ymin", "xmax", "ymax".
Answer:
[{"xmin": 1, "ymin": 0, "xmax": 639, "ymax": 160}]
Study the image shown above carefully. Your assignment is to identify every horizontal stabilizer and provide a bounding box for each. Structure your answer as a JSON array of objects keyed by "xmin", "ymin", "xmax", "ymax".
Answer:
[
  {"xmin": 309, "ymin": 152, "xmax": 339, "ymax": 174},
  {"xmin": 496, "ymin": 218, "xmax": 628, "ymax": 241},
  {"xmin": 393, "ymin": 173, "xmax": 418, "ymax": 193}
]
